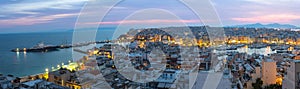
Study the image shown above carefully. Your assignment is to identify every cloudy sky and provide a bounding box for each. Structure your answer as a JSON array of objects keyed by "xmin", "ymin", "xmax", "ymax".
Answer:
[{"xmin": 0, "ymin": 0, "xmax": 300, "ymax": 33}]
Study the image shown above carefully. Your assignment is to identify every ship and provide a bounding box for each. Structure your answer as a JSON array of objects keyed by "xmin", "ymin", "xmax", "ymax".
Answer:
[
  {"xmin": 11, "ymin": 40, "xmax": 112, "ymax": 52},
  {"xmin": 11, "ymin": 42, "xmax": 59, "ymax": 52}
]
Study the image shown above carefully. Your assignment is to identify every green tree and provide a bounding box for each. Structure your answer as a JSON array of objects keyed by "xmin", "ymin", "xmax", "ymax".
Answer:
[
  {"xmin": 264, "ymin": 84, "xmax": 282, "ymax": 89},
  {"xmin": 252, "ymin": 78, "xmax": 263, "ymax": 89}
]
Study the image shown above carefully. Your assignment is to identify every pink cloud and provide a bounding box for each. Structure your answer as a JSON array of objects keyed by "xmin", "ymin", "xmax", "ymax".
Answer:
[
  {"xmin": 232, "ymin": 14, "xmax": 300, "ymax": 23},
  {"xmin": 81, "ymin": 19, "xmax": 202, "ymax": 25},
  {"xmin": 0, "ymin": 13, "xmax": 78, "ymax": 26}
]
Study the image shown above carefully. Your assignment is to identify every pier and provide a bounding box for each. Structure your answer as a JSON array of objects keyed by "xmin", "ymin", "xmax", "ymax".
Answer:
[
  {"xmin": 11, "ymin": 40, "xmax": 111, "ymax": 52},
  {"xmin": 73, "ymin": 48, "xmax": 89, "ymax": 54}
]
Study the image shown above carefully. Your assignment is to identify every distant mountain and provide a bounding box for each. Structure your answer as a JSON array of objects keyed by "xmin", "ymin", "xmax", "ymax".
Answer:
[{"xmin": 230, "ymin": 23, "xmax": 298, "ymax": 29}]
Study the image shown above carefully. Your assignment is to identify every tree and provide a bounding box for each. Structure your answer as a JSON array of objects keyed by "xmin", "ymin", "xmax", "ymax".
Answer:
[
  {"xmin": 35, "ymin": 75, "xmax": 40, "ymax": 79},
  {"xmin": 13, "ymin": 77, "xmax": 21, "ymax": 83},
  {"xmin": 28, "ymin": 76, "xmax": 32, "ymax": 80},
  {"xmin": 252, "ymin": 78, "xmax": 263, "ymax": 89},
  {"xmin": 264, "ymin": 84, "xmax": 282, "ymax": 89}
]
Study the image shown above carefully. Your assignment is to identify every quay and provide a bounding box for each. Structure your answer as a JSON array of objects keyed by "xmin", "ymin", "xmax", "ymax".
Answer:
[{"xmin": 10, "ymin": 40, "xmax": 111, "ymax": 52}]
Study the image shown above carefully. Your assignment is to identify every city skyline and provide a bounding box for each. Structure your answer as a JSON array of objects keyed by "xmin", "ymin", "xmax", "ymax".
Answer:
[{"xmin": 1, "ymin": 1, "xmax": 300, "ymax": 89}]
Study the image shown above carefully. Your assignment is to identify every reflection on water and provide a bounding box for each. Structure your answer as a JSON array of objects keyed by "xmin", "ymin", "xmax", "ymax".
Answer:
[
  {"xmin": 16, "ymin": 52, "xmax": 20, "ymax": 59},
  {"xmin": 15, "ymin": 51, "xmax": 27, "ymax": 60},
  {"xmin": 24, "ymin": 51, "xmax": 27, "ymax": 58}
]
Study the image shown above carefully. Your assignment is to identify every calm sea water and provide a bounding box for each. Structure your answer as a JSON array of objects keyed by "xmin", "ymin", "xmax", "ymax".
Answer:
[{"xmin": 0, "ymin": 29, "xmax": 115, "ymax": 77}]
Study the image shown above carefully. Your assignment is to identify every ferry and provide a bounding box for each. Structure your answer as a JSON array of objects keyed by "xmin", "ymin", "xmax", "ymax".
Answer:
[
  {"xmin": 11, "ymin": 40, "xmax": 112, "ymax": 52},
  {"xmin": 11, "ymin": 43, "xmax": 59, "ymax": 52}
]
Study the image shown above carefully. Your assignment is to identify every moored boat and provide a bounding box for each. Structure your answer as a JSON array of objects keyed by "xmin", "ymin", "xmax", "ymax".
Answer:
[{"xmin": 11, "ymin": 43, "xmax": 59, "ymax": 52}]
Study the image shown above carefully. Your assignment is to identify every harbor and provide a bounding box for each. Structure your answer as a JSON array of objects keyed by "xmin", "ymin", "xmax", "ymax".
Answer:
[
  {"xmin": 0, "ymin": 30, "xmax": 115, "ymax": 77},
  {"xmin": 10, "ymin": 40, "xmax": 111, "ymax": 52},
  {"xmin": 2, "ymin": 26, "xmax": 300, "ymax": 89}
]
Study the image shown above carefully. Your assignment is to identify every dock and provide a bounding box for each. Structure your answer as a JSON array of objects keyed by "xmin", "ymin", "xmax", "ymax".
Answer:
[{"xmin": 11, "ymin": 40, "xmax": 111, "ymax": 52}]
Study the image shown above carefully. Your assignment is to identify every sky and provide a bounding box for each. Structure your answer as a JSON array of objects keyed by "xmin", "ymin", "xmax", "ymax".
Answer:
[{"xmin": 0, "ymin": 0, "xmax": 300, "ymax": 33}]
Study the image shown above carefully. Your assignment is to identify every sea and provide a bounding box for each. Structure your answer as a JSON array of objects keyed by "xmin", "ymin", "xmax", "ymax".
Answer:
[{"xmin": 0, "ymin": 29, "xmax": 115, "ymax": 77}]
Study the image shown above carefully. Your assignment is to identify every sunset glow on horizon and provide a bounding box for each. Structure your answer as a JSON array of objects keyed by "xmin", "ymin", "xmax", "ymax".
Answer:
[{"xmin": 1, "ymin": 0, "xmax": 300, "ymax": 33}]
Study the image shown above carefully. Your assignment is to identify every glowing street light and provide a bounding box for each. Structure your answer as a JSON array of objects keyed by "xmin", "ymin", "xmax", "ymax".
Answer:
[{"xmin": 45, "ymin": 68, "xmax": 49, "ymax": 73}]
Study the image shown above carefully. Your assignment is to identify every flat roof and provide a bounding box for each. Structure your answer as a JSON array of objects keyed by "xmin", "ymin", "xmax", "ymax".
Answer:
[
  {"xmin": 265, "ymin": 59, "xmax": 274, "ymax": 62},
  {"xmin": 294, "ymin": 60, "xmax": 300, "ymax": 63},
  {"xmin": 22, "ymin": 79, "xmax": 43, "ymax": 87}
]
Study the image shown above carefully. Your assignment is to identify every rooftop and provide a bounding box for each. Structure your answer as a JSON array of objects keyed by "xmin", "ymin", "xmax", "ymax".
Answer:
[
  {"xmin": 265, "ymin": 58, "xmax": 274, "ymax": 62},
  {"xmin": 294, "ymin": 60, "xmax": 300, "ymax": 63},
  {"xmin": 22, "ymin": 79, "xmax": 43, "ymax": 87}
]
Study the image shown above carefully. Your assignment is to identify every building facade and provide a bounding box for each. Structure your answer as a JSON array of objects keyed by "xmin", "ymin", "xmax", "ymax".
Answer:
[
  {"xmin": 283, "ymin": 60, "xmax": 300, "ymax": 89},
  {"xmin": 261, "ymin": 59, "xmax": 277, "ymax": 86}
]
